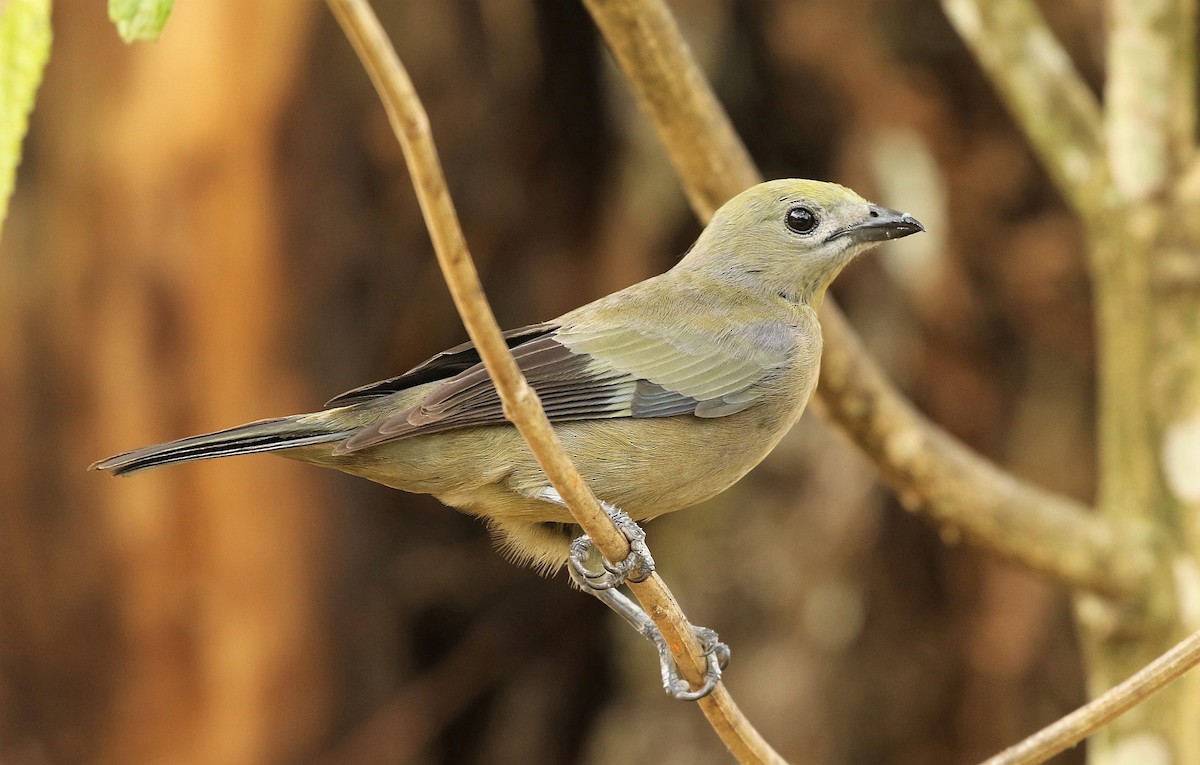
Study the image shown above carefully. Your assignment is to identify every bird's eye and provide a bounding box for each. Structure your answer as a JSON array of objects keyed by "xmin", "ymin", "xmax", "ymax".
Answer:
[{"xmin": 785, "ymin": 206, "xmax": 818, "ymax": 235}]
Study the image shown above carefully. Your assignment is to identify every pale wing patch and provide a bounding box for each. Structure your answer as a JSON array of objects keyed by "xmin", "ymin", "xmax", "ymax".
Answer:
[
  {"xmin": 557, "ymin": 318, "xmax": 795, "ymax": 416},
  {"xmin": 336, "ymin": 308, "xmax": 796, "ymax": 454}
]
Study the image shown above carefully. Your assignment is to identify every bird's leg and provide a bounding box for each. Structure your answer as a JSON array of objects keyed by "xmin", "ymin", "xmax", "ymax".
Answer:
[
  {"xmin": 535, "ymin": 487, "xmax": 730, "ymax": 701},
  {"xmin": 567, "ymin": 549, "xmax": 730, "ymax": 701}
]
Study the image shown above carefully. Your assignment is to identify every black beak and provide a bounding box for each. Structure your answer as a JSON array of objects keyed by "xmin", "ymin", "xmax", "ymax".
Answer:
[{"xmin": 825, "ymin": 205, "xmax": 925, "ymax": 244}]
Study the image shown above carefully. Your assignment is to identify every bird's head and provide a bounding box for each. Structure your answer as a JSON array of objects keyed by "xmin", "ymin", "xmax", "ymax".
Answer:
[{"xmin": 677, "ymin": 179, "xmax": 924, "ymax": 307}]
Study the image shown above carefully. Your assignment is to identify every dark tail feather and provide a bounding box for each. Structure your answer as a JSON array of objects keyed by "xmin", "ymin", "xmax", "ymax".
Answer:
[{"xmin": 90, "ymin": 416, "xmax": 350, "ymax": 476}]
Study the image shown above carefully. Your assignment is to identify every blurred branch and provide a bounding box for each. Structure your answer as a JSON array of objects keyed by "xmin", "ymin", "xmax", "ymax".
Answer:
[
  {"xmin": 324, "ymin": 2, "xmax": 786, "ymax": 763},
  {"xmin": 322, "ymin": 596, "xmax": 549, "ymax": 765},
  {"xmin": 940, "ymin": 0, "xmax": 1108, "ymax": 216},
  {"xmin": 1106, "ymin": 0, "xmax": 1195, "ymax": 201},
  {"xmin": 814, "ymin": 319, "xmax": 1146, "ymax": 598},
  {"xmin": 1177, "ymin": 152, "xmax": 1200, "ymax": 202},
  {"xmin": 580, "ymin": 0, "xmax": 757, "ymax": 219},
  {"xmin": 979, "ymin": 628, "xmax": 1200, "ymax": 765},
  {"xmin": 583, "ymin": 0, "xmax": 1145, "ymax": 600}
]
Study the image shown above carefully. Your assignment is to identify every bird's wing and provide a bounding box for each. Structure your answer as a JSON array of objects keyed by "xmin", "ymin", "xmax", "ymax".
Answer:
[
  {"xmin": 336, "ymin": 285, "xmax": 798, "ymax": 454},
  {"xmin": 325, "ymin": 323, "xmax": 558, "ymax": 407}
]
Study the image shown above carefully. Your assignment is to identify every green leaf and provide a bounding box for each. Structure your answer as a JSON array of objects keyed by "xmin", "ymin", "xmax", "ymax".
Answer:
[
  {"xmin": 108, "ymin": 0, "xmax": 174, "ymax": 43},
  {"xmin": 0, "ymin": 0, "xmax": 52, "ymax": 238}
]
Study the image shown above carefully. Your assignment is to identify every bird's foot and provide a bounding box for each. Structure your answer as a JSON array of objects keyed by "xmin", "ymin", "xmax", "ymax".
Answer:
[
  {"xmin": 534, "ymin": 487, "xmax": 728, "ymax": 700},
  {"xmin": 567, "ymin": 502, "xmax": 654, "ymax": 590},
  {"xmin": 654, "ymin": 625, "xmax": 730, "ymax": 702},
  {"xmin": 570, "ymin": 574, "xmax": 729, "ymax": 700},
  {"xmin": 564, "ymin": 503, "xmax": 726, "ymax": 701}
]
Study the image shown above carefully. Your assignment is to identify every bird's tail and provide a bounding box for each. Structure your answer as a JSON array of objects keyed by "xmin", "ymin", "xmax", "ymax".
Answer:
[{"xmin": 90, "ymin": 415, "xmax": 350, "ymax": 476}]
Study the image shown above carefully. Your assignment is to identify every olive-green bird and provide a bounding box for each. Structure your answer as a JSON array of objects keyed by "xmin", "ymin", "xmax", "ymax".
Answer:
[{"xmin": 94, "ymin": 179, "xmax": 923, "ymax": 574}]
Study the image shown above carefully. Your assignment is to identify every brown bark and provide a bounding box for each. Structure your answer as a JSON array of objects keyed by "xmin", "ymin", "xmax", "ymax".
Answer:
[
  {"xmin": 8, "ymin": 0, "xmax": 1180, "ymax": 763},
  {"xmin": 1, "ymin": 2, "xmax": 334, "ymax": 763}
]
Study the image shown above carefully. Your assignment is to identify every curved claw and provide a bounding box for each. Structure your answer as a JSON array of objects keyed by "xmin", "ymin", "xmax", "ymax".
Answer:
[
  {"xmin": 567, "ymin": 505, "xmax": 655, "ymax": 590},
  {"xmin": 655, "ymin": 626, "xmax": 730, "ymax": 701}
]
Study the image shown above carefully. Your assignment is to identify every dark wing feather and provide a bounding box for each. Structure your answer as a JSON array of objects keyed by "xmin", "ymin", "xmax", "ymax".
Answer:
[
  {"xmin": 337, "ymin": 334, "xmax": 654, "ymax": 452},
  {"xmin": 324, "ymin": 323, "xmax": 558, "ymax": 407}
]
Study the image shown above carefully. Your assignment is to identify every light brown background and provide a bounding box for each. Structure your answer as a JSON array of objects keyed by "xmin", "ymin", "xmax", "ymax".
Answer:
[{"xmin": 0, "ymin": 1, "xmax": 1098, "ymax": 763}]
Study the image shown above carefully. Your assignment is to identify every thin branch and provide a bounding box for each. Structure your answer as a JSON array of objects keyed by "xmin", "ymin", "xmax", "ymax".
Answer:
[
  {"xmin": 324, "ymin": 2, "xmax": 786, "ymax": 763},
  {"xmin": 581, "ymin": 0, "xmax": 758, "ymax": 219},
  {"xmin": 322, "ymin": 602, "xmax": 532, "ymax": 765},
  {"xmin": 582, "ymin": 0, "xmax": 1146, "ymax": 600},
  {"xmin": 1176, "ymin": 152, "xmax": 1200, "ymax": 202},
  {"xmin": 940, "ymin": 0, "xmax": 1108, "ymax": 216},
  {"xmin": 325, "ymin": 0, "xmax": 626, "ymax": 567},
  {"xmin": 813, "ymin": 316, "xmax": 1148, "ymax": 597},
  {"xmin": 979, "ymin": 628, "xmax": 1200, "ymax": 765},
  {"xmin": 1106, "ymin": 0, "xmax": 1196, "ymax": 202}
]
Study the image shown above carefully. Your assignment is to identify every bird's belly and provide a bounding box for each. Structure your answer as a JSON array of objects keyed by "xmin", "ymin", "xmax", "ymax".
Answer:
[{"xmin": 549, "ymin": 409, "xmax": 797, "ymax": 520}]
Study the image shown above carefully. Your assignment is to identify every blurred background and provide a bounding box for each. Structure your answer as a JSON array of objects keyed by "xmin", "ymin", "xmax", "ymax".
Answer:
[{"xmin": 0, "ymin": 1, "xmax": 1101, "ymax": 763}]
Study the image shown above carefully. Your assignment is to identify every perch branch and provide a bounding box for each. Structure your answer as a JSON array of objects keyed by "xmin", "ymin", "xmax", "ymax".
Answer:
[
  {"xmin": 325, "ymin": 2, "xmax": 786, "ymax": 762},
  {"xmin": 583, "ymin": 0, "xmax": 1146, "ymax": 600},
  {"xmin": 979, "ymin": 627, "xmax": 1200, "ymax": 765},
  {"xmin": 940, "ymin": 0, "xmax": 1108, "ymax": 216}
]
